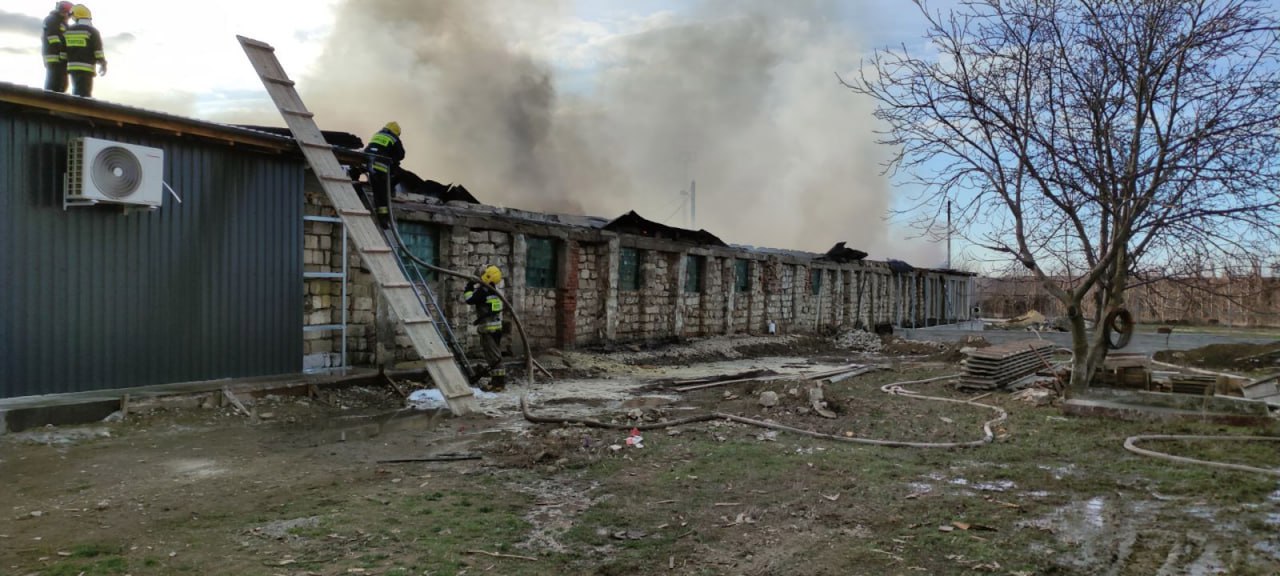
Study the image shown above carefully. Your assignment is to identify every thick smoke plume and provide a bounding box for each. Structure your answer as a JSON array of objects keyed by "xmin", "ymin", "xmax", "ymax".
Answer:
[{"xmin": 298, "ymin": 0, "xmax": 939, "ymax": 262}]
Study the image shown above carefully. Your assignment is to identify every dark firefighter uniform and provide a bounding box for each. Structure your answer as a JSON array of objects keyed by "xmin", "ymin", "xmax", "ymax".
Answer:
[
  {"xmin": 464, "ymin": 266, "xmax": 505, "ymax": 390},
  {"xmin": 64, "ymin": 6, "xmax": 106, "ymax": 98},
  {"xmin": 363, "ymin": 122, "xmax": 404, "ymax": 229},
  {"xmin": 42, "ymin": 3, "xmax": 72, "ymax": 92}
]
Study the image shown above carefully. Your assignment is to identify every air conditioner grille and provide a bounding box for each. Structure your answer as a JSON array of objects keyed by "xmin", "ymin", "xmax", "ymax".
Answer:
[{"xmin": 90, "ymin": 146, "xmax": 144, "ymax": 199}]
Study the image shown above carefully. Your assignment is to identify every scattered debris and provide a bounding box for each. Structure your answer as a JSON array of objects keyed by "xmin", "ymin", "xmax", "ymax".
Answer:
[
  {"xmin": 1010, "ymin": 387, "xmax": 1056, "ymax": 406},
  {"xmin": 625, "ymin": 428, "xmax": 644, "ymax": 448},
  {"xmin": 758, "ymin": 391, "xmax": 779, "ymax": 408},
  {"xmin": 808, "ymin": 385, "xmax": 837, "ymax": 419},
  {"xmin": 376, "ymin": 453, "xmax": 482, "ymax": 464},
  {"xmin": 467, "ymin": 549, "xmax": 538, "ymax": 561},
  {"xmin": 987, "ymin": 310, "xmax": 1049, "ymax": 331},
  {"xmin": 835, "ymin": 329, "xmax": 883, "ymax": 352},
  {"xmin": 609, "ymin": 530, "xmax": 648, "ymax": 540},
  {"xmin": 222, "ymin": 387, "xmax": 253, "ymax": 418}
]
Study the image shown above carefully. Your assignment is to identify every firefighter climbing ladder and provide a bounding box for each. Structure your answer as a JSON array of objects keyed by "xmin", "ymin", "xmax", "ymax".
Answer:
[{"xmin": 237, "ymin": 35, "xmax": 478, "ymax": 416}]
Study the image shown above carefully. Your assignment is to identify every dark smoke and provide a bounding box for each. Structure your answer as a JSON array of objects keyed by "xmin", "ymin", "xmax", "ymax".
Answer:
[{"xmin": 293, "ymin": 0, "xmax": 940, "ymax": 262}]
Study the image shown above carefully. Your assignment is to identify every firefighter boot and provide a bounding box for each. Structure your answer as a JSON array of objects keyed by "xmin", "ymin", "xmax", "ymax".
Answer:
[{"xmin": 486, "ymin": 369, "xmax": 507, "ymax": 392}]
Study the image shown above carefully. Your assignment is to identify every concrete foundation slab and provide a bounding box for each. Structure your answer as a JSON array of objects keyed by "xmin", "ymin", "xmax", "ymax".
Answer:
[{"xmin": 0, "ymin": 369, "xmax": 380, "ymax": 434}]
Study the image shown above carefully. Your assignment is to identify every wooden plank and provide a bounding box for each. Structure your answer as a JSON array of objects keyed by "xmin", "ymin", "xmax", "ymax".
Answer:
[{"xmin": 239, "ymin": 36, "xmax": 477, "ymax": 416}]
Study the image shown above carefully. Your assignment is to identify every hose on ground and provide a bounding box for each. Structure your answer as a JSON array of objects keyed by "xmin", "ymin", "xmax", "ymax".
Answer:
[
  {"xmin": 1123, "ymin": 434, "xmax": 1280, "ymax": 477},
  {"xmin": 520, "ymin": 372, "xmax": 1008, "ymax": 449}
]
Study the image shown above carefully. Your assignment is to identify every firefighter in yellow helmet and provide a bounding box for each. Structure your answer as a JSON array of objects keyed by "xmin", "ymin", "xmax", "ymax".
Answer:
[
  {"xmin": 463, "ymin": 265, "xmax": 506, "ymax": 390},
  {"xmin": 362, "ymin": 121, "xmax": 404, "ymax": 229},
  {"xmin": 64, "ymin": 4, "xmax": 106, "ymax": 97}
]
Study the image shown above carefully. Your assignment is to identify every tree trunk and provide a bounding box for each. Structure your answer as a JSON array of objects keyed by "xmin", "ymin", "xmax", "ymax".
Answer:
[{"xmin": 1066, "ymin": 300, "xmax": 1093, "ymax": 396}]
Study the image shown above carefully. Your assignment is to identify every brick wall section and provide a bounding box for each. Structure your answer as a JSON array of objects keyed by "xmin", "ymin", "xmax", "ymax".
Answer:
[
  {"xmin": 557, "ymin": 240, "xmax": 580, "ymax": 347},
  {"xmin": 301, "ymin": 190, "xmax": 976, "ymax": 369}
]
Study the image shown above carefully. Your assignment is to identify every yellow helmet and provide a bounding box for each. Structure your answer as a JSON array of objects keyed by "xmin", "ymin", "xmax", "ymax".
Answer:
[
  {"xmin": 480, "ymin": 265, "xmax": 502, "ymax": 286},
  {"xmin": 70, "ymin": 4, "xmax": 90, "ymax": 19},
  {"xmin": 384, "ymin": 121, "xmax": 401, "ymax": 136}
]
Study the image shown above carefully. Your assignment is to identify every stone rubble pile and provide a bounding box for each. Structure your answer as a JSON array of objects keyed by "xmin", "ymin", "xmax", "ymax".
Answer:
[{"xmin": 836, "ymin": 329, "xmax": 883, "ymax": 352}]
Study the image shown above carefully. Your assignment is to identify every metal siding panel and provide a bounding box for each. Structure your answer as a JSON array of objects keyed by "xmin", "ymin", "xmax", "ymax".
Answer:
[
  {"xmin": 0, "ymin": 113, "xmax": 304, "ymax": 398},
  {"xmin": 0, "ymin": 115, "xmax": 12, "ymax": 396}
]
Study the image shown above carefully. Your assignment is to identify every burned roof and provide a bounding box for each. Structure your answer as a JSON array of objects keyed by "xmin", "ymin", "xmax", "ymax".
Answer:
[
  {"xmin": 818, "ymin": 241, "xmax": 869, "ymax": 263},
  {"xmin": 397, "ymin": 169, "xmax": 481, "ymax": 205},
  {"xmin": 603, "ymin": 210, "xmax": 727, "ymax": 247},
  {"xmin": 886, "ymin": 259, "xmax": 915, "ymax": 274}
]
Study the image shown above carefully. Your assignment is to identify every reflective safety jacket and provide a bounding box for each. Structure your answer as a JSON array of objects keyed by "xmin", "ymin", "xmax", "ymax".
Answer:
[
  {"xmin": 463, "ymin": 283, "xmax": 504, "ymax": 333},
  {"xmin": 363, "ymin": 128, "xmax": 405, "ymax": 174},
  {"xmin": 42, "ymin": 11, "xmax": 66, "ymax": 65},
  {"xmin": 63, "ymin": 21, "xmax": 104, "ymax": 74}
]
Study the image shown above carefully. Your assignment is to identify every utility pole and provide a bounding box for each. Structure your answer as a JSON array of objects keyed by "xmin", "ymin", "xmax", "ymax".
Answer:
[
  {"xmin": 946, "ymin": 200, "xmax": 952, "ymax": 269},
  {"xmin": 689, "ymin": 179, "xmax": 697, "ymax": 228}
]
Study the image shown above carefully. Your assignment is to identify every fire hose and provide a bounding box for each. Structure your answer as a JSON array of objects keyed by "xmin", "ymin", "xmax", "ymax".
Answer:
[
  {"xmin": 521, "ymin": 373, "xmax": 1009, "ymax": 449},
  {"xmin": 367, "ymin": 167, "xmax": 541, "ymax": 383}
]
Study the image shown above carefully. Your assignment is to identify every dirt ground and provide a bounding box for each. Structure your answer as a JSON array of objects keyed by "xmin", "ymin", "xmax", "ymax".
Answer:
[{"xmin": 2, "ymin": 335, "xmax": 1279, "ymax": 576}]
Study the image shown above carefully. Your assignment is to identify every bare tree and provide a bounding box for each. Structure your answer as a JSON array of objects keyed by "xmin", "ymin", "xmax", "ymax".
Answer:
[{"xmin": 848, "ymin": 0, "xmax": 1280, "ymax": 392}]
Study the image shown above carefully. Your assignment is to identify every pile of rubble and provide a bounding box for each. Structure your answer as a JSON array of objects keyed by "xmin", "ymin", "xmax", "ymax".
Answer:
[{"xmin": 836, "ymin": 329, "xmax": 883, "ymax": 353}]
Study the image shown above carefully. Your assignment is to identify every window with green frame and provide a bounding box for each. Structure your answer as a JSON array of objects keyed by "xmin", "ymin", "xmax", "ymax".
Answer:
[
  {"xmin": 734, "ymin": 259, "xmax": 751, "ymax": 292},
  {"xmin": 684, "ymin": 255, "xmax": 704, "ymax": 293},
  {"xmin": 811, "ymin": 268, "xmax": 823, "ymax": 295},
  {"xmin": 525, "ymin": 236, "xmax": 558, "ymax": 288},
  {"xmin": 619, "ymin": 247, "xmax": 642, "ymax": 291},
  {"xmin": 398, "ymin": 222, "xmax": 439, "ymax": 280}
]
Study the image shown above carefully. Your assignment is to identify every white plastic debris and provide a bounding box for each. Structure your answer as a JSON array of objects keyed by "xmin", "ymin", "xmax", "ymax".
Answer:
[{"xmin": 406, "ymin": 388, "xmax": 497, "ymax": 411}]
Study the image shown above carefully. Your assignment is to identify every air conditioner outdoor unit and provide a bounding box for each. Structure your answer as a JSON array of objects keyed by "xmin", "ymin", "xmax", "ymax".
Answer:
[{"xmin": 65, "ymin": 137, "xmax": 165, "ymax": 208}]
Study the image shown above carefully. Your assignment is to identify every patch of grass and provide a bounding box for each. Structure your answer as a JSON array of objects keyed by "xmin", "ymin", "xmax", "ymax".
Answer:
[
  {"xmin": 41, "ymin": 555, "xmax": 128, "ymax": 576},
  {"xmin": 70, "ymin": 543, "xmax": 121, "ymax": 558}
]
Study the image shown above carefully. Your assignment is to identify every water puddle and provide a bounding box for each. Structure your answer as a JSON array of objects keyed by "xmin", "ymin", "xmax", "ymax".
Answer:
[
  {"xmin": 167, "ymin": 458, "xmax": 227, "ymax": 480},
  {"xmin": 925, "ymin": 473, "xmax": 1015, "ymax": 493},
  {"xmin": 1037, "ymin": 463, "xmax": 1077, "ymax": 480}
]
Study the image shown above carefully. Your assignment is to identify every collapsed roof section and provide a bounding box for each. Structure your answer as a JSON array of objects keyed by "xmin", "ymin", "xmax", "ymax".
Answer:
[{"xmin": 602, "ymin": 210, "xmax": 728, "ymax": 247}]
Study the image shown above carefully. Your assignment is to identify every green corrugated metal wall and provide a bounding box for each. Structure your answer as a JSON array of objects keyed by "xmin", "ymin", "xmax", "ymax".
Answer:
[{"xmin": 1, "ymin": 111, "xmax": 304, "ymax": 398}]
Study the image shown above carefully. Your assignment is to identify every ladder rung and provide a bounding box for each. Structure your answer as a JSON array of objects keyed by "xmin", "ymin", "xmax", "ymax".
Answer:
[
  {"xmin": 361, "ymin": 246, "xmax": 393, "ymax": 254},
  {"xmin": 281, "ymin": 108, "xmax": 314, "ymax": 118},
  {"xmin": 320, "ymin": 175, "xmax": 358, "ymax": 184},
  {"xmin": 262, "ymin": 75, "xmax": 295, "ymax": 86},
  {"xmin": 403, "ymin": 317, "xmax": 436, "ymax": 325},
  {"xmin": 422, "ymin": 353, "xmax": 459, "ymax": 362},
  {"xmin": 381, "ymin": 282, "xmax": 413, "ymax": 289},
  {"xmin": 298, "ymin": 141, "xmax": 333, "ymax": 150},
  {"xmin": 338, "ymin": 208, "xmax": 371, "ymax": 217}
]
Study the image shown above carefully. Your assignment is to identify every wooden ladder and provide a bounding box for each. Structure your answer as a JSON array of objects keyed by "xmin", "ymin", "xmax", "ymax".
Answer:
[{"xmin": 237, "ymin": 35, "xmax": 478, "ymax": 416}]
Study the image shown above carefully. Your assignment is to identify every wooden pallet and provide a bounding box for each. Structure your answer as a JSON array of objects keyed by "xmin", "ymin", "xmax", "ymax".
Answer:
[
  {"xmin": 237, "ymin": 36, "xmax": 477, "ymax": 416},
  {"xmin": 959, "ymin": 339, "xmax": 1057, "ymax": 390}
]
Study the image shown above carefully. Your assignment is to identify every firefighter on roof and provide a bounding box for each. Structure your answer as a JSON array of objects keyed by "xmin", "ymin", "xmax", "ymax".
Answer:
[
  {"xmin": 463, "ymin": 265, "xmax": 506, "ymax": 390},
  {"xmin": 362, "ymin": 121, "xmax": 405, "ymax": 229},
  {"xmin": 65, "ymin": 4, "xmax": 106, "ymax": 97},
  {"xmin": 42, "ymin": 2, "xmax": 73, "ymax": 92}
]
